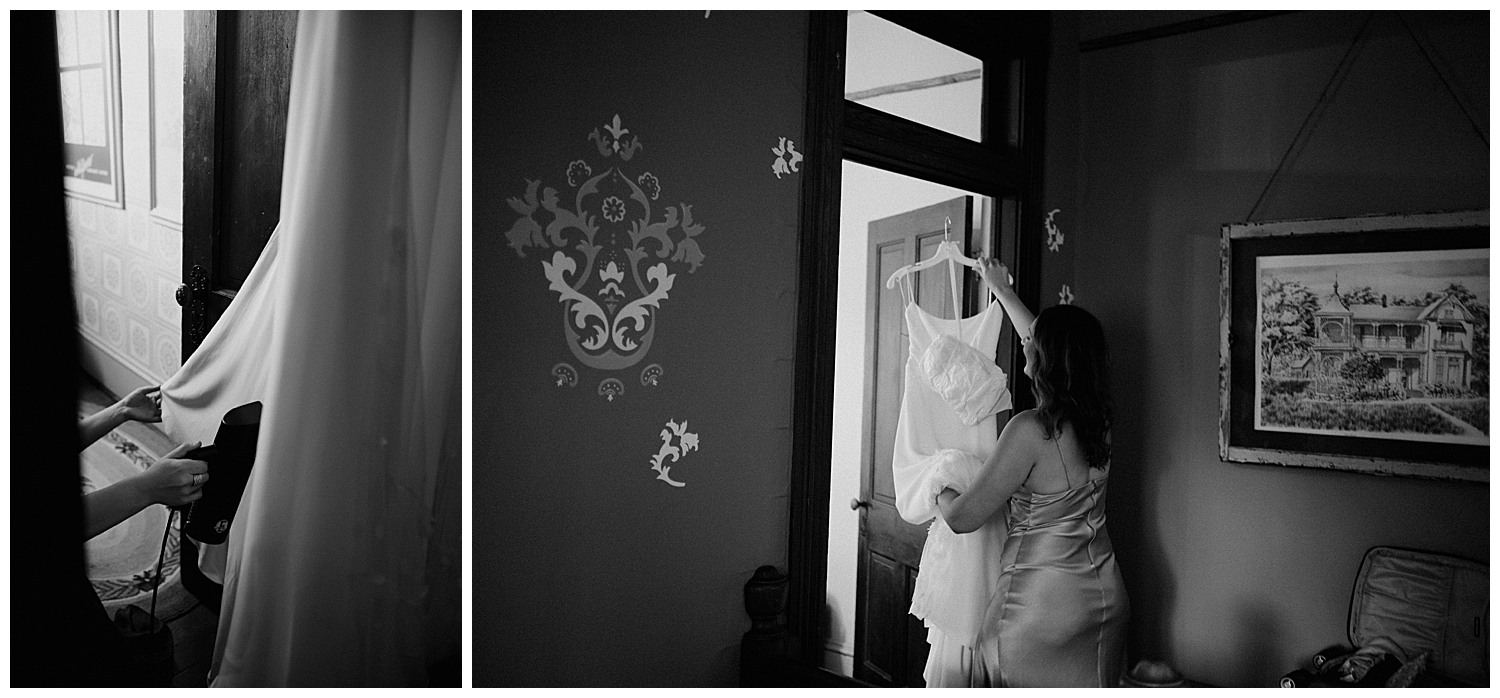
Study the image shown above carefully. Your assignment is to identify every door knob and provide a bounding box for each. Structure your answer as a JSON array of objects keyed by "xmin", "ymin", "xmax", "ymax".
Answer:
[
  {"xmin": 178, "ymin": 265, "xmax": 212, "ymax": 353},
  {"xmin": 177, "ymin": 265, "xmax": 210, "ymax": 306},
  {"xmin": 849, "ymin": 498, "xmax": 869, "ymax": 511}
]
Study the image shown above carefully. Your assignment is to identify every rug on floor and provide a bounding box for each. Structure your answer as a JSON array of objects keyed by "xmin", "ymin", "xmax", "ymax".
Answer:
[{"xmin": 80, "ymin": 424, "xmax": 196, "ymax": 623}]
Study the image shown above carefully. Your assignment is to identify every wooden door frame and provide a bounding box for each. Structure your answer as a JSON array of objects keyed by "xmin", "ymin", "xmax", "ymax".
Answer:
[
  {"xmin": 783, "ymin": 9, "xmax": 1050, "ymax": 675},
  {"xmin": 181, "ymin": 9, "xmax": 223, "ymax": 359}
]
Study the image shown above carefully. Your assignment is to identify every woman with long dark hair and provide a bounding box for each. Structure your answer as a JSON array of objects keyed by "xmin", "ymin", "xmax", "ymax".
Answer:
[{"xmin": 935, "ymin": 258, "xmax": 1129, "ymax": 687}]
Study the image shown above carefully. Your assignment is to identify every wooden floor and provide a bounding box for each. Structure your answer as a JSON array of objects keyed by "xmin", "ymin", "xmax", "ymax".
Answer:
[
  {"xmin": 168, "ymin": 602, "xmax": 218, "ymax": 687},
  {"xmin": 80, "ymin": 379, "xmax": 220, "ymax": 687}
]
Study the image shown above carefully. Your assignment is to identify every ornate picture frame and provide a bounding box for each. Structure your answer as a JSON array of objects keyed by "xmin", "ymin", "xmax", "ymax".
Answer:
[
  {"xmin": 1220, "ymin": 210, "xmax": 1489, "ymax": 482},
  {"xmin": 56, "ymin": 10, "xmax": 126, "ymax": 207}
]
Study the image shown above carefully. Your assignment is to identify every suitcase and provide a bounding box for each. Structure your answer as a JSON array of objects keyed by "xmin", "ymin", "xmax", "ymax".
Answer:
[{"xmin": 1282, "ymin": 546, "xmax": 1488, "ymax": 687}]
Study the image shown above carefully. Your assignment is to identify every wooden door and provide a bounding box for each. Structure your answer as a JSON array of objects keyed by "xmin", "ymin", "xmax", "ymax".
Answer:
[
  {"xmin": 179, "ymin": 10, "xmax": 296, "ymax": 356},
  {"xmin": 853, "ymin": 196, "xmax": 977, "ymax": 686},
  {"xmin": 177, "ymin": 9, "xmax": 297, "ymax": 610}
]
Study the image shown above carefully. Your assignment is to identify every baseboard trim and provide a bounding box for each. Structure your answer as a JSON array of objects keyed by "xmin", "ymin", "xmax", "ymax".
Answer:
[
  {"xmin": 822, "ymin": 643, "xmax": 853, "ymax": 676},
  {"xmin": 79, "ymin": 337, "xmax": 156, "ymax": 401},
  {"xmin": 79, "ymin": 337, "xmax": 174, "ymax": 455}
]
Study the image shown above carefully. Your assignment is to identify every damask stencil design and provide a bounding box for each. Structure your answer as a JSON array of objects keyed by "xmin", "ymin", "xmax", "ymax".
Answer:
[
  {"xmin": 588, "ymin": 114, "xmax": 643, "ymax": 160},
  {"xmin": 151, "ymin": 221, "xmax": 178, "ymax": 262},
  {"xmin": 640, "ymin": 363, "xmax": 663, "ymax": 387},
  {"xmin": 649, "ymin": 418, "xmax": 700, "ymax": 488},
  {"xmin": 155, "ymin": 335, "xmax": 179, "ymax": 378},
  {"xmin": 637, "ymin": 173, "xmax": 660, "ymax": 200},
  {"xmin": 566, "ymin": 160, "xmax": 592, "ymax": 187},
  {"xmin": 505, "ymin": 114, "xmax": 708, "ymax": 401},
  {"xmin": 1045, "ymin": 208, "xmax": 1064, "ymax": 252},
  {"xmin": 128, "ymin": 319, "xmax": 151, "ymax": 364},
  {"xmin": 771, "ymin": 137, "xmax": 802, "ymax": 179},
  {"xmin": 71, "ymin": 197, "xmax": 183, "ymax": 386},
  {"xmin": 126, "ymin": 212, "xmax": 151, "ymax": 252},
  {"xmin": 156, "ymin": 275, "xmax": 179, "ymax": 324},
  {"xmin": 81, "ymin": 293, "xmax": 100, "ymax": 332},
  {"xmin": 552, "ymin": 362, "xmax": 578, "ymax": 387},
  {"xmin": 102, "ymin": 251, "xmax": 123, "ymax": 296},
  {"xmin": 97, "ymin": 209, "xmax": 119, "ymax": 242},
  {"xmin": 103, "ymin": 306, "xmax": 124, "ymax": 347},
  {"xmin": 80, "ymin": 242, "xmax": 99, "ymax": 284},
  {"xmin": 128, "ymin": 264, "xmax": 151, "ymax": 311},
  {"xmin": 1059, "ymin": 284, "xmax": 1075, "ymax": 306}
]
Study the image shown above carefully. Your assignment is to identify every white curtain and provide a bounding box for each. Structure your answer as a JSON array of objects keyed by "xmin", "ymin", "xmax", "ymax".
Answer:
[{"xmin": 159, "ymin": 10, "xmax": 460, "ymax": 686}]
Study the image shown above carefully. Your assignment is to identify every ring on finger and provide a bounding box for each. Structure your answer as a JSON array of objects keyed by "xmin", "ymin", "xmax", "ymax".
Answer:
[{"xmin": 192, "ymin": 472, "xmax": 205, "ymax": 486}]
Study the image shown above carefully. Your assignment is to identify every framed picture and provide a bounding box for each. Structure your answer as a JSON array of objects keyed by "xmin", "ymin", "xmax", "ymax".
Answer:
[
  {"xmin": 56, "ymin": 10, "xmax": 125, "ymax": 207},
  {"xmin": 1220, "ymin": 210, "xmax": 1489, "ymax": 482}
]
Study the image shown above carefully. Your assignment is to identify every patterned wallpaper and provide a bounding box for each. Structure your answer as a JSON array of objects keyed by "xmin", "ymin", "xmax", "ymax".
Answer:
[
  {"xmin": 69, "ymin": 198, "xmax": 182, "ymax": 382},
  {"xmin": 66, "ymin": 10, "xmax": 183, "ymax": 385}
]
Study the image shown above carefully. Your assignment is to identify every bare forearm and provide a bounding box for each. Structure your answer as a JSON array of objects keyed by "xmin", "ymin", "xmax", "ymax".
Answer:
[
  {"xmin": 82, "ymin": 476, "xmax": 152, "ymax": 540},
  {"xmin": 990, "ymin": 285, "xmax": 1036, "ymax": 341},
  {"xmin": 936, "ymin": 487, "xmax": 983, "ymax": 534},
  {"xmin": 78, "ymin": 405, "xmax": 126, "ymax": 450}
]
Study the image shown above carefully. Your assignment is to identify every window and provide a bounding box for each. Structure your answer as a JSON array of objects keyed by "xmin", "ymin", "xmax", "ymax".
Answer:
[
  {"xmin": 845, "ymin": 11, "xmax": 984, "ymax": 142},
  {"xmin": 56, "ymin": 10, "xmax": 123, "ymax": 206},
  {"xmin": 1445, "ymin": 356, "xmax": 1464, "ymax": 384}
]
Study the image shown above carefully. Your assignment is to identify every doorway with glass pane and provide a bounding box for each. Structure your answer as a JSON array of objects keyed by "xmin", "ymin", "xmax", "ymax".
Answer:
[{"xmin": 811, "ymin": 10, "xmax": 1049, "ymax": 687}]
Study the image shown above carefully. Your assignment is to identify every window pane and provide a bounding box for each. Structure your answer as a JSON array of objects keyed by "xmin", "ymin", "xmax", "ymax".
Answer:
[{"xmin": 845, "ymin": 11, "xmax": 983, "ymax": 142}]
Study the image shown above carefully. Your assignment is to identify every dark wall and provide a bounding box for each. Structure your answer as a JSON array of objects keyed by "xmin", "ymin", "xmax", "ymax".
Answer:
[
  {"xmin": 1065, "ymin": 10, "xmax": 1488, "ymax": 687},
  {"xmin": 473, "ymin": 11, "xmax": 809, "ymax": 686}
]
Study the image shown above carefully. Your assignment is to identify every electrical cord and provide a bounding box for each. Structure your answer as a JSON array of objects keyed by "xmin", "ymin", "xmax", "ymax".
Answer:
[{"xmin": 148, "ymin": 507, "xmax": 177, "ymax": 631}]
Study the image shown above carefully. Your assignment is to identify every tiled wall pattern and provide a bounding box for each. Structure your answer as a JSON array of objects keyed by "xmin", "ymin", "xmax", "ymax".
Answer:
[{"xmin": 66, "ymin": 10, "xmax": 184, "ymax": 385}]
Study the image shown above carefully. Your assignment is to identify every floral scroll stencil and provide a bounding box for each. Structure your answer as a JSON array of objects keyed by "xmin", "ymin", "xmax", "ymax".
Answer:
[
  {"xmin": 505, "ymin": 115, "xmax": 707, "ymax": 401},
  {"xmin": 650, "ymin": 418, "xmax": 700, "ymax": 487},
  {"xmin": 771, "ymin": 137, "xmax": 802, "ymax": 180},
  {"xmin": 1045, "ymin": 208, "xmax": 1064, "ymax": 252}
]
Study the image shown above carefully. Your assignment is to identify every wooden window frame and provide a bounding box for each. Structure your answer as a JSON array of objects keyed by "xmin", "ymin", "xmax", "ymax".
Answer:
[{"xmin": 782, "ymin": 9, "xmax": 1051, "ymax": 673}]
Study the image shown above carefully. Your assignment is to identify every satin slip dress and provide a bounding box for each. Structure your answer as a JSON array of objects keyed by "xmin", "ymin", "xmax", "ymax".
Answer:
[{"xmin": 971, "ymin": 436, "xmax": 1130, "ymax": 687}]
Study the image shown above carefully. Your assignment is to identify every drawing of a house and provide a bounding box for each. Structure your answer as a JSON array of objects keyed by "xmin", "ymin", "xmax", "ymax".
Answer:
[{"xmin": 1309, "ymin": 284, "xmax": 1476, "ymax": 391}]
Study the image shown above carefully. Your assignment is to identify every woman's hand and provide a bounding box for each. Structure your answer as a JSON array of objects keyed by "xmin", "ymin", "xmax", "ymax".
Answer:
[
  {"xmin": 136, "ymin": 441, "xmax": 210, "ymax": 507},
  {"xmin": 977, "ymin": 257, "xmax": 1014, "ymax": 296},
  {"xmin": 114, "ymin": 385, "xmax": 162, "ymax": 423},
  {"xmin": 83, "ymin": 441, "xmax": 209, "ymax": 539}
]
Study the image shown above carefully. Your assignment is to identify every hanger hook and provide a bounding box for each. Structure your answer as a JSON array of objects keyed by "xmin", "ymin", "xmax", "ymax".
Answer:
[{"xmin": 944, "ymin": 216, "xmax": 951, "ymax": 241}]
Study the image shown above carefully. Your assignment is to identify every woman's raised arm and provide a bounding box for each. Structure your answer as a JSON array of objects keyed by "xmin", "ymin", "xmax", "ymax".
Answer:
[{"xmin": 977, "ymin": 258, "xmax": 1035, "ymax": 343}]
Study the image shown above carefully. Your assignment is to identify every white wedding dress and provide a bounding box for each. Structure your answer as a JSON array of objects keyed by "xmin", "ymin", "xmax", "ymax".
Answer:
[
  {"xmin": 158, "ymin": 11, "xmax": 459, "ymax": 686},
  {"xmin": 889, "ymin": 281, "xmax": 1011, "ymax": 687}
]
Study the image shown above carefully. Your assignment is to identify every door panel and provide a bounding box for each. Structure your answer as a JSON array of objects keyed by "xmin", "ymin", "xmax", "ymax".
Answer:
[
  {"xmin": 853, "ymin": 196, "xmax": 975, "ymax": 686},
  {"xmin": 859, "ymin": 552, "xmax": 904, "ymax": 684},
  {"xmin": 870, "ymin": 241, "xmax": 906, "ymax": 501},
  {"xmin": 218, "ymin": 12, "xmax": 297, "ymax": 289}
]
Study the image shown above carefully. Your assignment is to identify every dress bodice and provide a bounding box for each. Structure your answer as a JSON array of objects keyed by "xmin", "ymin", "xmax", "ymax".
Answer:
[{"xmin": 1004, "ymin": 478, "xmax": 1113, "ymax": 567}]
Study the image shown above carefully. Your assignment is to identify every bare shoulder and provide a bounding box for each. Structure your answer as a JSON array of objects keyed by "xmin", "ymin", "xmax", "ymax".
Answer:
[
  {"xmin": 1000, "ymin": 409, "xmax": 1048, "ymax": 445},
  {"xmin": 1005, "ymin": 409, "xmax": 1045, "ymax": 432}
]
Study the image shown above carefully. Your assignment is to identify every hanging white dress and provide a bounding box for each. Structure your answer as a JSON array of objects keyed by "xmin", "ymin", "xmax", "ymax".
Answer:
[
  {"xmin": 158, "ymin": 10, "xmax": 460, "ymax": 686},
  {"xmin": 890, "ymin": 287, "xmax": 1011, "ymax": 688}
]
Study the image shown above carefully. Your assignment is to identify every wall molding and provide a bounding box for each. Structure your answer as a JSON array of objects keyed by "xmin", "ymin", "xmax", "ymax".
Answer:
[
  {"xmin": 1079, "ymin": 11, "xmax": 1294, "ymax": 53},
  {"xmin": 79, "ymin": 333, "xmax": 156, "ymax": 401}
]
